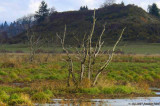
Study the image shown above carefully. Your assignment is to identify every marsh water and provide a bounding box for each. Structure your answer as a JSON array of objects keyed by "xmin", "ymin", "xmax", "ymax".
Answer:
[
  {"xmin": 35, "ymin": 88, "xmax": 160, "ymax": 106},
  {"xmin": 150, "ymin": 88, "xmax": 160, "ymax": 96},
  {"xmin": 35, "ymin": 97, "xmax": 160, "ymax": 106}
]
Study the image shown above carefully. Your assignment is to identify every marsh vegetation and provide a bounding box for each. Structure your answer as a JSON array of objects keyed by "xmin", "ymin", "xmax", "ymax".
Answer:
[{"xmin": 0, "ymin": 53, "xmax": 160, "ymax": 105}]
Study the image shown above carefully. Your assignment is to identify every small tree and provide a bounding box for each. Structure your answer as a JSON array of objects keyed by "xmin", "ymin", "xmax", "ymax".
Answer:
[
  {"xmin": 148, "ymin": 3, "xmax": 160, "ymax": 17},
  {"xmin": 101, "ymin": 0, "xmax": 116, "ymax": 8},
  {"xmin": 57, "ymin": 10, "xmax": 125, "ymax": 87},
  {"xmin": 80, "ymin": 6, "xmax": 88, "ymax": 11},
  {"xmin": 34, "ymin": 1, "xmax": 49, "ymax": 23},
  {"xmin": 25, "ymin": 16, "xmax": 45, "ymax": 62},
  {"xmin": 121, "ymin": 1, "xmax": 124, "ymax": 6}
]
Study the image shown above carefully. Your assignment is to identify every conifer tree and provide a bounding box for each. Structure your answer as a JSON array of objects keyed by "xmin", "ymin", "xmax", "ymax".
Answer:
[
  {"xmin": 34, "ymin": 1, "xmax": 49, "ymax": 23},
  {"xmin": 148, "ymin": 3, "xmax": 160, "ymax": 17}
]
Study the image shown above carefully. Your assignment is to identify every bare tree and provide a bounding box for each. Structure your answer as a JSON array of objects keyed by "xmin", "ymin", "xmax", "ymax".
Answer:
[
  {"xmin": 57, "ymin": 25, "xmax": 77, "ymax": 86},
  {"xmin": 57, "ymin": 10, "xmax": 125, "ymax": 87},
  {"xmin": 25, "ymin": 15, "xmax": 45, "ymax": 62},
  {"xmin": 27, "ymin": 31, "xmax": 42, "ymax": 62},
  {"xmin": 44, "ymin": 36, "xmax": 54, "ymax": 62}
]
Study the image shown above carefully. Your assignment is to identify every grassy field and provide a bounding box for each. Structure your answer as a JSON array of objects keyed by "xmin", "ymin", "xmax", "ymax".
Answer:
[
  {"xmin": 0, "ymin": 53, "xmax": 159, "ymax": 105},
  {"xmin": 1, "ymin": 42, "xmax": 160, "ymax": 54}
]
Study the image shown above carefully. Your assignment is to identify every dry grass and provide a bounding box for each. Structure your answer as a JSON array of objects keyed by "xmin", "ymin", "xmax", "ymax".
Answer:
[
  {"xmin": 80, "ymin": 78, "xmax": 91, "ymax": 88},
  {"xmin": 96, "ymin": 77, "xmax": 117, "ymax": 88},
  {"xmin": 0, "ymin": 102, "xmax": 6, "ymax": 106},
  {"xmin": 30, "ymin": 80, "xmax": 66, "ymax": 92},
  {"xmin": 20, "ymin": 94, "xmax": 33, "ymax": 106},
  {"xmin": 0, "ymin": 53, "xmax": 160, "ymax": 64}
]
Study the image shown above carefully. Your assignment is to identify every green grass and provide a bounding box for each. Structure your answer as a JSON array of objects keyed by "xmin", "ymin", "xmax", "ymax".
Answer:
[
  {"xmin": 32, "ymin": 92, "xmax": 52, "ymax": 103},
  {"xmin": 1, "ymin": 42, "xmax": 160, "ymax": 54},
  {"xmin": 0, "ymin": 54, "xmax": 159, "ymax": 105},
  {"xmin": 102, "ymin": 42, "xmax": 160, "ymax": 54}
]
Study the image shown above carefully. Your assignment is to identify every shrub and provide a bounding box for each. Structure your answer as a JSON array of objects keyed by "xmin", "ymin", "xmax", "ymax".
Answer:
[
  {"xmin": 20, "ymin": 94, "xmax": 33, "ymax": 105},
  {"xmin": 8, "ymin": 93, "xmax": 24, "ymax": 105},
  {"xmin": 150, "ymin": 71, "xmax": 160, "ymax": 79},
  {"xmin": 24, "ymin": 78, "xmax": 32, "ymax": 82},
  {"xmin": 144, "ymin": 75, "xmax": 154, "ymax": 82},
  {"xmin": 31, "ymin": 92, "xmax": 50, "ymax": 103},
  {"xmin": 114, "ymin": 86, "xmax": 133, "ymax": 94},
  {"xmin": 8, "ymin": 93, "xmax": 33, "ymax": 105},
  {"xmin": 0, "ymin": 71, "xmax": 7, "ymax": 76},
  {"xmin": 44, "ymin": 90, "xmax": 53, "ymax": 97},
  {"xmin": 102, "ymin": 88, "xmax": 114, "ymax": 94},
  {"xmin": 0, "ymin": 91, "xmax": 9, "ymax": 102},
  {"xmin": 10, "ymin": 72, "xmax": 18, "ymax": 79}
]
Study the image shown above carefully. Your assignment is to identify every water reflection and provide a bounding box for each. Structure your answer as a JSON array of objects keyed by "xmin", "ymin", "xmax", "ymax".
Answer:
[{"xmin": 36, "ymin": 97, "xmax": 160, "ymax": 106}]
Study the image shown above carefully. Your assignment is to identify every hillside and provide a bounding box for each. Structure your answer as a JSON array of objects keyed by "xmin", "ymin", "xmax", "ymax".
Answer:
[{"xmin": 12, "ymin": 4, "xmax": 160, "ymax": 45}]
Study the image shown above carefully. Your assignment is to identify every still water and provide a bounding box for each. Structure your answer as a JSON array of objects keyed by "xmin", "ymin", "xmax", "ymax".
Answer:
[
  {"xmin": 36, "ymin": 89, "xmax": 160, "ymax": 106},
  {"xmin": 35, "ymin": 97, "xmax": 160, "ymax": 106}
]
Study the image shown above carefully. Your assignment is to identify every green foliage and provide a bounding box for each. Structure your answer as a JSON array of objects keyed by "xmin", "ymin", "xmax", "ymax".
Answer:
[
  {"xmin": 44, "ymin": 90, "xmax": 53, "ymax": 97},
  {"xmin": 148, "ymin": 3, "xmax": 160, "ymax": 17},
  {"xmin": 101, "ymin": 86, "xmax": 134, "ymax": 94},
  {"xmin": 114, "ymin": 86, "xmax": 134, "ymax": 94},
  {"xmin": 0, "ymin": 71, "xmax": 7, "ymax": 75},
  {"xmin": 79, "ymin": 6, "xmax": 88, "ymax": 11},
  {"xmin": 34, "ymin": 1, "xmax": 49, "ymax": 23},
  {"xmin": 0, "ymin": 91, "xmax": 9, "ymax": 102},
  {"xmin": 102, "ymin": 88, "xmax": 114, "ymax": 94},
  {"xmin": 48, "ymin": 73, "xmax": 67, "ymax": 80},
  {"xmin": 32, "ymin": 92, "xmax": 51, "ymax": 103},
  {"xmin": 10, "ymin": 72, "xmax": 18, "ymax": 79},
  {"xmin": 8, "ymin": 93, "xmax": 24, "ymax": 105}
]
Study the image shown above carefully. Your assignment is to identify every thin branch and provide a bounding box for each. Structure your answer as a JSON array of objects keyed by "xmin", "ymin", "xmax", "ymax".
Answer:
[
  {"xmin": 57, "ymin": 25, "xmax": 77, "ymax": 86},
  {"xmin": 92, "ymin": 27, "xmax": 126, "ymax": 86},
  {"xmin": 88, "ymin": 9, "xmax": 96, "ymax": 80}
]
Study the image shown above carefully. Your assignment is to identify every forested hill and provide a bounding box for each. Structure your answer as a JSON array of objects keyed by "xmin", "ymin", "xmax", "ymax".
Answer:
[{"xmin": 9, "ymin": 4, "xmax": 160, "ymax": 44}]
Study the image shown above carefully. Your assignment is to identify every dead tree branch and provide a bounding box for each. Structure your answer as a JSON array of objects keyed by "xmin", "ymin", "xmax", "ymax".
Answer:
[
  {"xmin": 57, "ymin": 25, "xmax": 77, "ymax": 86},
  {"xmin": 88, "ymin": 10, "xmax": 96, "ymax": 80},
  {"xmin": 92, "ymin": 27, "xmax": 126, "ymax": 86}
]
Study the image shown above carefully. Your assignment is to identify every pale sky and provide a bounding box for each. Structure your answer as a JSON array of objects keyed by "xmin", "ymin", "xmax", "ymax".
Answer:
[{"xmin": 0, "ymin": 0, "xmax": 160, "ymax": 23}]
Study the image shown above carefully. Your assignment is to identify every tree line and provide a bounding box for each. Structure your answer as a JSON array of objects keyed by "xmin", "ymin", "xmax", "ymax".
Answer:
[
  {"xmin": 0, "ymin": 1, "xmax": 56, "ymax": 42},
  {"xmin": 0, "ymin": 0, "xmax": 160, "ymax": 44}
]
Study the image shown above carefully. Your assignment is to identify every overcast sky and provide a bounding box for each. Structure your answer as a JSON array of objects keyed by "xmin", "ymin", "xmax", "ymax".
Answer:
[{"xmin": 0, "ymin": 0, "xmax": 160, "ymax": 23}]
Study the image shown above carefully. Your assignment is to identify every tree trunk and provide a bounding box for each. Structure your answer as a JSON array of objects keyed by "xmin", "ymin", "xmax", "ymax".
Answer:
[
  {"xmin": 92, "ymin": 71, "xmax": 101, "ymax": 86},
  {"xmin": 80, "ymin": 63, "xmax": 85, "ymax": 81},
  {"xmin": 67, "ymin": 70, "xmax": 71, "ymax": 87}
]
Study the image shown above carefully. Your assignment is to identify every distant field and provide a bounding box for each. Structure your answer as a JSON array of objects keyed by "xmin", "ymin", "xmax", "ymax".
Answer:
[
  {"xmin": 0, "ymin": 43, "xmax": 160, "ymax": 54},
  {"xmin": 102, "ymin": 43, "xmax": 160, "ymax": 54}
]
